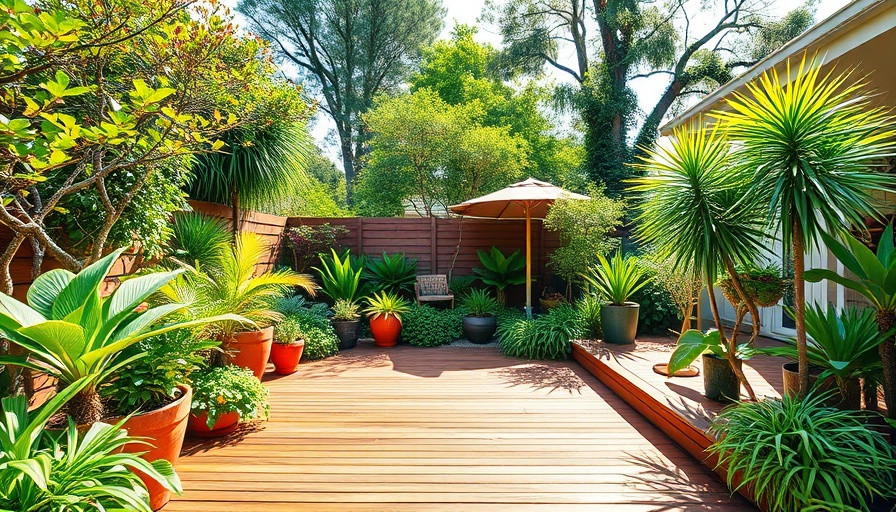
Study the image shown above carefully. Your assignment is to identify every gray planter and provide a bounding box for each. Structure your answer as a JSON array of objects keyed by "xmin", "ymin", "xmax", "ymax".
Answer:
[
  {"xmin": 600, "ymin": 303, "xmax": 639, "ymax": 344},
  {"xmin": 332, "ymin": 319, "xmax": 360, "ymax": 350},
  {"xmin": 463, "ymin": 315, "xmax": 497, "ymax": 344},
  {"xmin": 703, "ymin": 354, "xmax": 739, "ymax": 402}
]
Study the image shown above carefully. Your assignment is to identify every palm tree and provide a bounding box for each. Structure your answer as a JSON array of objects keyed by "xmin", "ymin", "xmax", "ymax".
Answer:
[
  {"xmin": 189, "ymin": 122, "xmax": 313, "ymax": 234},
  {"xmin": 631, "ymin": 122, "xmax": 768, "ymax": 400},
  {"xmin": 714, "ymin": 56, "xmax": 896, "ymax": 397}
]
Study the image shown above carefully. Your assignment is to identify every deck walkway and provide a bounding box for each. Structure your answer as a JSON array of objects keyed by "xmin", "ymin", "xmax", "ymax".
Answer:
[{"xmin": 166, "ymin": 342, "xmax": 751, "ymax": 511}]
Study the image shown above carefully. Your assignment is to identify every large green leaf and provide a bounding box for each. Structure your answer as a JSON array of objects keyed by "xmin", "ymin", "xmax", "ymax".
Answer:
[
  {"xmin": 106, "ymin": 269, "xmax": 184, "ymax": 321},
  {"xmin": 0, "ymin": 294, "xmax": 45, "ymax": 329},
  {"xmin": 26, "ymin": 268, "xmax": 75, "ymax": 318},
  {"xmin": 18, "ymin": 321, "xmax": 87, "ymax": 360},
  {"xmin": 51, "ymin": 247, "xmax": 125, "ymax": 320}
]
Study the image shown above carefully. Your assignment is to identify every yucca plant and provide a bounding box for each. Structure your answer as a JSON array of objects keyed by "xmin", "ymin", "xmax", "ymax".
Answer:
[
  {"xmin": 363, "ymin": 252, "xmax": 418, "ymax": 295},
  {"xmin": 0, "ymin": 377, "xmax": 181, "ymax": 511},
  {"xmin": 314, "ymin": 249, "xmax": 367, "ymax": 303},
  {"xmin": 708, "ymin": 393, "xmax": 896, "ymax": 511},
  {"xmin": 363, "ymin": 291, "xmax": 411, "ymax": 323},
  {"xmin": 714, "ymin": 55, "xmax": 896, "ymax": 397},
  {"xmin": 161, "ymin": 232, "xmax": 316, "ymax": 338},
  {"xmin": 582, "ymin": 252, "xmax": 648, "ymax": 305},
  {"xmin": 473, "ymin": 247, "xmax": 526, "ymax": 305},
  {"xmin": 165, "ymin": 212, "xmax": 230, "ymax": 268},
  {"xmin": 461, "ymin": 289, "xmax": 499, "ymax": 317},
  {"xmin": 806, "ymin": 224, "xmax": 896, "ymax": 418},
  {"xmin": 630, "ymin": 122, "xmax": 767, "ymax": 400},
  {"xmin": 0, "ymin": 249, "xmax": 245, "ymax": 424}
]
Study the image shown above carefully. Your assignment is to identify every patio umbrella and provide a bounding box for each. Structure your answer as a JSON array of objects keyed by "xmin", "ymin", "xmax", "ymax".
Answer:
[{"xmin": 449, "ymin": 178, "xmax": 589, "ymax": 316}]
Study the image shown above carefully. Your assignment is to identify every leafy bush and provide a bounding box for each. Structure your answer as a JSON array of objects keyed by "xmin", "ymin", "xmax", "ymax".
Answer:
[
  {"xmin": 449, "ymin": 275, "xmax": 478, "ymax": 298},
  {"xmin": 274, "ymin": 316, "xmax": 304, "ymax": 345},
  {"xmin": 332, "ymin": 298, "xmax": 361, "ymax": 320},
  {"xmin": 402, "ymin": 305, "xmax": 464, "ymax": 347},
  {"xmin": 709, "ymin": 394, "xmax": 896, "ymax": 511},
  {"xmin": 498, "ymin": 304, "xmax": 582, "ymax": 360},
  {"xmin": 495, "ymin": 306, "xmax": 526, "ymax": 326},
  {"xmin": 104, "ymin": 329, "xmax": 218, "ymax": 415},
  {"xmin": 576, "ymin": 295, "xmax": 602, "ymax": 339},
  {"xmin": 283, "ymin": 223, "xmax": 350, "ymax": 273},
  {"xmin": 288, "ymin": 308, "xmax": 340, "ymax": 361},
  {"xmin": 473, "ymin": 247, "xmax": 526, "ymax": 304},
  {"xmin": 190, "ymin": 366, "xmax": 270, "ymax": 429},
  {"xmin": 364, "ymin": 252, "xmax": 418, "ymax": 294},
  {"xmin": 630, "ymin": 276, "xmax": 678, "ymax": 335}
]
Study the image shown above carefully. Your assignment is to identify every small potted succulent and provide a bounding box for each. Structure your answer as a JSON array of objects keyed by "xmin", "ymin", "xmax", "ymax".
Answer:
[
  {"xmin": 462, "ymin": 289, "xmax": 500, "ymax": 344},
  {"xmin": 363, "ymin": 291, "xmax": 411, "ymax": 347},
  {"xmin": 582, "ymin": 251, "xmax": 649, "ymax": 344},
  {"xmin": 188, "ymin": 365, "xmax": 270, "ymax": 437},
  {"xmin": 271, "ymin": 317, "xmax": 305, "ymax": 375},
  {"xmin": 331, "ymin": 299, "xmax": 362, "ymax": 350}
]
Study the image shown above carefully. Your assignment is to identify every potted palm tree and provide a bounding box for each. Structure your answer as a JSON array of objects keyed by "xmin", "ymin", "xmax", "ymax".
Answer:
[
  {"xmin": 271, "ymin": 316, "xmax": 305, "ymax": 375},
  {"xmin": 331, "ymin": 299, "xmax": 361, "ymax": 350},
  {"xmin": 461, "ymin": 289, "xmax": 500, "ymax": 343},
  {"xmin": 582, "ymin": 251, "xmax": 649, "ymax": 344},
  {"xmin": 363, "ymin": 291, "xmax": 410, "ymax": 347},
  {"xmin": 162, "ymin": 232, "xmax": 316, "ymax": 379}
]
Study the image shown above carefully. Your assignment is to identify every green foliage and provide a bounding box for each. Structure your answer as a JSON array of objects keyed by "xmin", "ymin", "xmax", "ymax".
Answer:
[
  {"xmin": 494, "ymin": 306, "xmax": 526, "ymax": 327},
  {"xmin": 473, "ymin": 247, "xmax": 526, "ymax": 304},
  {"xmin": 544, "ymin": 186, "xmax": 624, "ymax": 288},
  {"xmin": 401, "ymin": 305, "xmax": 464, "ymax": 347},
  {"xmin": 314, "ymin": 249, "xmax": 366, "ymax": 303},
  {"xmin": 461, "ymin": 289, "xmax": 499, "ymax": 317},
  {"xmin": 575, "ymin": 295, "xmax": 602, "ymax": 340},
  {"xmin": 708, "ymin": 394, "xmax": 896, "ymax": 511},
  {"xmin": 582, "ymin": 251, "xmax": 649, "ymax": 305},
  {"xmin": 637, "ymin": 253, "xmax": 702, "ymax": 334},
  {"xmin": 190, "ymin": 365, "xmax": 270, "ymax": 429},
  {"xmin": 0, "ymin": 248, "xmax": 243, "ymax": 423},
  {"xmin": 331, "ymin": 299, "xmax": 361, "ymax": 321},
  {"xmin": 356, "ymin": 88, "xmax": 529, "ymax": 216},
  {"xmin": 165, "ymin": 212, "xmax": 230, "ymax": 269},
  {"xmin": 103, "ymin": 329, "xmax": 218, "ymax": 415},
  {"xmin": 449, "ymin": 275, "xmax": 478, "ymax": 298},
  {"xmin": 759, "ymin": 305, "xmax": 882, "ymax": 397},
  {"xmin": 363, "ymin": 291, "xmax": 411, "ymax": 323},
  {"xmin": 363, "ymin": 252, "xmax": 418, "ymax": 295},
  {"xmin": 629, "ymin": 263, "xmax": 678, "ymax": 334},
  {"xmin": 718, "ymin": 264, "xmax": 786, "ymax": 307},
  {"xmin": 668, "ymin": 329, "xmax": 727, "ymax": 376},
  {"xmin": 286, "ymin": 308, "xmax": 339, "ymax": 361},
  {"xmin": 283, "ymin": 223, "xmax": 350, "ymax": 273},
  {"xmin": 273, "ymin": 295, "xmax": 327, "ymax": 318},
  {"xmin": 0, "ymin": 378, "xmax": 180, "ymax": 511},
  {"xmin": 274, "ymin": 316, "xmax": 305, "ymax": 346},
  {"xmin": 497, "ymin": 304, "xmax": 581, "ymax": 360}
]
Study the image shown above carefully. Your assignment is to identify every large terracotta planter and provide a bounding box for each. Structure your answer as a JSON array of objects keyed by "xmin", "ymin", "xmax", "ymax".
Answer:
[
  {"xmin": 600, "ymin": 303, "xmax": 639, "ymax": 344},
  {"xmin": 223, "ymin": 326, "xmax": 274, "ymax": 379},
  {"xmin": 270, "ymin": 340, "xmax": 305, "ymax": 375},
  {"xmin": 119, "ymin": 386, "xmax": 192, "ymax": 511},
  {"xmin": 187, "ymin": 411, "xmax": 240, "ymax": 438},
  {"xmin": 369, "ymin": 315, "xmax": 402, "ymax": 347}
]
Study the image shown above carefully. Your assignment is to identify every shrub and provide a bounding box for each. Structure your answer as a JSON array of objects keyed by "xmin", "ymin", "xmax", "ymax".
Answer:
[
  {"xmin": 461, "ymin": 289, "xmax": 499, "ymax": 316},
  {"xmin": 283, "ymin": 223, "xmax": 350, "ymax": 273},
  {"xmin": 402, "ymin": 305, "xmax": 464, "ymax": 347},
  {"xmin": 191, "ymin": 366, "xmax": 270, "ymax": 429},
  {"xmin": 576, "ymin": 295, "xmax": 602, "ymax": 339},
  {"xmin": 473, "ymin": 247, "xmax": 526, "ymax": 304},
  {"xmin": 498, "ymin": 304, "xmax": 582, "ymax": 360},
  {"xmin": 449, "ymin": 275, "xmax": 478, "ymax": 298},
  {"xmin": 104, "ymin": 329, "xmax": 218, "ymax": 415},
  {"xmin": 274, "ymin": 316, "xmax": 304, "ymax": 345},
  {"xmin": 288, "ymin": 308, "xmax": 340, "ymax": 361},
  {"xmin": 709, "ymin": 394, "xmax": 896, "ymax": 512},
  {"xmin": 630, "ymin": 277, "xmax": 679, "ymax": 335},
  {"xmin": 363, "ymin": 252, "xmax": 418, "ymax": 294}
]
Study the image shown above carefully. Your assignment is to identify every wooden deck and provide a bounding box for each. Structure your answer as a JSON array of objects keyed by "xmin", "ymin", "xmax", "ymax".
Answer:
[{"xmin": 166, "ymin": 342, "xmax": 751, "ymax": 511}]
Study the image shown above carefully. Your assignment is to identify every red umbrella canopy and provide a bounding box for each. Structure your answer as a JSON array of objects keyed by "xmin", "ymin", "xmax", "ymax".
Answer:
[{"xmin": 448, "ymin": 178, "xmax": 590, "ymax": 219}]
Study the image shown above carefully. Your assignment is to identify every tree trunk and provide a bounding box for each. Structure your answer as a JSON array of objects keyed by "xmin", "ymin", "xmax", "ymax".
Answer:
[
  {"xmin": 863, "ymin": 377, "xmax": 879, "ymax": 413},
  {"xmin": 0, "ymin": 232, "xmax": 26, "ymax": 295},
  {"xmin": 792, "ymin": 223, "xmax": 810, "ymax": 398},
  {"xmin": 636, "ymin": 78, "xmax": 686, "ymax": 153},
  {"xmin": 705, "ymin": 278, "xmax": 753, "ymax": 401},
  {"xmin": 340, "ymin": 137, "xmax": 356, "ymax": 207},
  {"xmin": 876, "ymin": 311, "xmax": 896, "ymax": 420}
]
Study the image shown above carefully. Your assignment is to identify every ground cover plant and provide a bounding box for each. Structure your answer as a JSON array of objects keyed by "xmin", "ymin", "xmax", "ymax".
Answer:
[
  {"xmin": 498, "ymin": 304, "xmax": 582, "ymax": 360},
  {"xmin": 402, "ymin": 305, "xmax": 464, "ymax": 347}
]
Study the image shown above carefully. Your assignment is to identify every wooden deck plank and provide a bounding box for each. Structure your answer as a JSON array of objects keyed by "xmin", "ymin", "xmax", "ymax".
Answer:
[{"xmin": 166, "ymin": 342, "xmax": 751, "ymax": 511}]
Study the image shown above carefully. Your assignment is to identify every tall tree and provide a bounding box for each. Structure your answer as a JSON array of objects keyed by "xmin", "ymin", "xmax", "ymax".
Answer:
[
  {"xmin": 483, "ymin": 0, "xmax": 815, "ymax": 195},
  {"xmin": 236, "ymin": 0, "xmax": 446, "ymax": 206}
]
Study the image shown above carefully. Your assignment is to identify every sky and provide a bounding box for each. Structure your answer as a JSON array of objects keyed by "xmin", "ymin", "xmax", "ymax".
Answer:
[{"xmin": 225, "ymin": 0, "xmax": 852, "ymax": 163}]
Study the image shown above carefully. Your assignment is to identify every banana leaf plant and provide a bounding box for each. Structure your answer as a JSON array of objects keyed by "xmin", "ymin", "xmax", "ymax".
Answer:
[
  {"xmin": 473, "ymin": 247, "xmax": 526, "ymax": 305},
  {"xmin": 0, "ymin": 248, "xmax": 246, "ymax": 424},
  {"xmin": 0, "ymin": 376, "xmax": 180, "ymax": 511}
]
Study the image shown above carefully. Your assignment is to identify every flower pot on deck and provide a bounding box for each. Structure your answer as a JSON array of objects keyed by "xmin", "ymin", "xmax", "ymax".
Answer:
[
  {"xmin": 600, "ymin": 303, "xmax": 639, "ymax": 344},
  {"xmin": 703, "ymin": 354, "xmax": 739, "ymax": 402},
  {"xmin": 462, "ymin": 314, "xmax": 497, "ymax": 344},
  {"xmin": 188, "ymin": 411, "xmax": 240, "ymax": 438},
  {"xmin": 332, "ymin": 319, "xmax": 361, "ymax": 350},
  {"xmin": 782, "ymin": 362, "xmax": 860, "ymax": 409},
  {"xmin": 369, "ymin": 315, "xmax": 402, "ymax": 347},
  {"xmin": 223, "ymin": 327, "xmax": 274, "ymax": 380},
  {"xmin": 270, "ymin": 340, "xmax": 305, "ymax": 375},
  {"xmin": 119, "ymin": 386, "xmax": 192, "ymax": 511}
]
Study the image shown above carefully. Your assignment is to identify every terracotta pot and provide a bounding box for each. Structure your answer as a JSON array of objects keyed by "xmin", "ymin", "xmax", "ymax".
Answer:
[
  {"xmin": 119, "ymin": 386, "xmax": 192, "ymax": 511},
  {"xmin": 369, "ymin": 314, "xmax": 402, "ymax": 347},
  {"xmin": 270, "ymin": 340, "xmax": 305, "ymax": 375},
  {"xmin": 782, "ymin": 362, "xmax": 861, "ymax": 409},
  {"xmin": 223, "ymin": 326, "xmax": 274, "ymax": 380},
  {"xmin": 187, "ymin": 411, "xmax": 240, "ymax": 438}
]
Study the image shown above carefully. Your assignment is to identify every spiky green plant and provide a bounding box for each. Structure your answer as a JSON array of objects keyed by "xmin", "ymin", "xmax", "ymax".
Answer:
[
  {"xmin": 165, "ymin": 212, "xmax": 230, "ymax": 268},
  {"xmin": 581, "ymin": 251, "xmax": 649, "ymax": 305},
  {"xmin": 363, "ymin": 291, "xmax": 410, "ymax": 323},
  {"xmin": 461, "ymin": 289, "xmax": 499, "ymax": 317},
  {"xmin": 314, "ymin": 249, "xmax": 367, "ymax": 303},
  {"xmin": 363, "ymin": 252, "xmax": 418, "ymax": 294},
  {"xmin": 714, "ymin": 56, "xmax": 896, "ymax": 397},
  {"xmin": 473, "ymin": 247, "xmax": 526, "ymax": 304}
]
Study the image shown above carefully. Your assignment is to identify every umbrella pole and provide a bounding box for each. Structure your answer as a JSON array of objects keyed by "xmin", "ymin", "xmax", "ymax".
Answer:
[{"xmin": 526, "ymin": 205, "xmax": 532, "ymax": 319}]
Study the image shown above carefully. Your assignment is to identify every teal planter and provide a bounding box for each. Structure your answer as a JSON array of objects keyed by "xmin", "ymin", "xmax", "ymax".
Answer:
[{"xmin": 600, "ymin": 303, "xmax": 639, "ymax": 344}]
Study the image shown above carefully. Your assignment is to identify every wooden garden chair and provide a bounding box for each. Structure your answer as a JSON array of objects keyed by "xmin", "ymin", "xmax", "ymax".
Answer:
[{"xmin": 415, "ymin": 275, "xmax": 454, "ymax": 308}]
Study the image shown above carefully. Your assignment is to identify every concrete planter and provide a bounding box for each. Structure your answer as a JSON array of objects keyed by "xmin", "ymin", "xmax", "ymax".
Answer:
[{"xmin": 600, "ymin": 303, "xmax": 639, "ymax": 344}]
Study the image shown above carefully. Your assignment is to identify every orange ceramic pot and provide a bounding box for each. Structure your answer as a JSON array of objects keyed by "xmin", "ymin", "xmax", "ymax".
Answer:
[
  {"xmin": 119, "ymin": 386, "xmax": 192, "ymax": 511},
  {"xmin": 223, "ymin": 326, "xmax": 274, "ymax": 379},
  {"xmin": 369, "ymin": 315, "xmax": 402, "ymax": 347},
  {"xmin": 270, "ymin": 340, "xmax": 305, "ymax": 375},
  {"xmin": 187, "ymin": 411, "xmax": 240, "ymax": 438}
]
